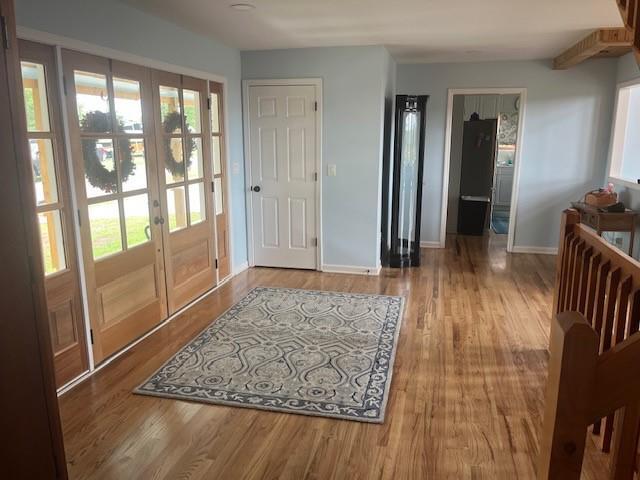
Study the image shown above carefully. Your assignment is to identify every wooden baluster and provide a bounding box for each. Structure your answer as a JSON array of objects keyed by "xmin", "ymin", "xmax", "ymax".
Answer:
[
  {"xmin": 614, "ymin": 276, "xmax": 633, "ymax": 345},
  {"xmin": 538, "ymin": 312, "xmax": 599, "ymax": 480},
  {"xmin": 558, "ymin": 233, "xmax": 575, "ymax": 313},
  {"xmin": 609, "ymin": 402, "xmax": 640, "ymax": 480},
  {"xmin": 562, "ymin": 237, "xmax": 580, "ymax": 312},
  {"xmin": 585, "ymin": 253, "xmax": 602, "ymax": 325},
  {"xmin": 592, "ymin": 260, "xmax": 612, "ymax": 436},
  {"xmin": 576, "ymin": 247, "xmax": 593, "ymax": 315},
  {"xmin": 626, "ymin": 290, "xmax": 640, "ymax": 337},
  {"xmin": 569, "ymin": 241, "xmax": 586, "ymax": 311},
  {"xmin": 602, "ymin": 268, "xmax": 623, "ymax": 453},
  {"xmin": 554, "ymin": 210, "xmax": 579, "ymax": 315}
]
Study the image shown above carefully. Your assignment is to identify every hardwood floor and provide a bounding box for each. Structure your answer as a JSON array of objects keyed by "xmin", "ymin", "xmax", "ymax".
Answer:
[{"xmin": 59, "ymin": 234, "xmax": 610, "ymax": 479}]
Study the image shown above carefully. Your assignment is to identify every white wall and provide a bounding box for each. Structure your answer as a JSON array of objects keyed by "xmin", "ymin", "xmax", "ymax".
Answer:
[
  {"xmin": 242, "ymin": 46, "xmax": 389, "ymax": 270},
  {"xmin": 609, "ymin": 53, "xmax": 640, "ymax": 259},
  {"xmin": 397, "ymin": 59, "xmax": 618, "ymax": 250},
  {"xmin": 15, "ymin": 0, "xmax": 248, "ymax": 268}
]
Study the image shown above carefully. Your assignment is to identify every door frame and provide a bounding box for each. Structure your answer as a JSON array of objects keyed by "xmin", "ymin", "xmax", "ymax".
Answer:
[
  {"xmin": 18, "ymin": 26, "xmax": 238, "ymax": 383},
  {"xmin": 242, "ymin": 78, "xmax": 323, "ymax": 269},
  {"xmin": 440, "ymin": 87, "xmax": 527, "ymax": 252}
]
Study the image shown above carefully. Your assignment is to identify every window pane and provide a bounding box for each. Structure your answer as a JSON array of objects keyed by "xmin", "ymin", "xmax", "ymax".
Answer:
[
  {"xmin": 123, "ymin": 194, "xmax": 150, "ymax": 248},
  {"xmin": 621, "ymin": 86, "xmax": 640, "ymax": 182},
  {"xmin": 183, "ymin": 89, "xmax": 201, "ymax": 133},
  {"xmin": 121, "ymin": 138, "xmax": 147, "ymax": 192},
  {"xmin": 212, "ymin": 136, "xmax": 222, "ymax": 175},
  {"xmin": 210, "ymin": 93, "xmax": 220, "ymax": 133},
  {"xmin": 83, "ymin": 138, "xmax": 117, "ymax": 197},
  {"xmin": 21, "ymin": 62, "xmax": 51, "ymax": 132},
  {"xmin": 74, "ymin": 71, "xmax": 111, "ymax": 133},
  {"xmin": 159, "ymin": 86, "xmax": 181, "ymax": 133},
  {"xmin": 214, "ymin": 177, "xmax": 224, "ymax": 215},
  {"xmin": 114, "ymin": 77, "xmax": 143, "ymax": 133},
  {"xmin": 37, "ymin": 210, "xmax": 66, "ymax": 275},
  {"xmin": 164, "ymin": 137, "xmax": 184, "ymax": 184},
  {"xmin": 187, "ymin": 137, "xmax": 204, "ymax": 180},
  {"xmin": 30, "ymin": 139, "xmax": 58, "ymax": 205},
  {"xmin": 167, "ymin": 186, "xmax": 187, "ymax": 232},
  {"xmin": 189, "ymin": 182, "xmax": 206, "ymax": 225},
  {"xmin": 88, "ymin": 200, "xmax": 122, "ymax": 259}
]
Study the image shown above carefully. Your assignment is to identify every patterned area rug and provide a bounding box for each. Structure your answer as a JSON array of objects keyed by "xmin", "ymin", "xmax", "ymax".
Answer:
[{"xmin": 135, "ymin": 287, "xmax": 404, "ymax": 423}]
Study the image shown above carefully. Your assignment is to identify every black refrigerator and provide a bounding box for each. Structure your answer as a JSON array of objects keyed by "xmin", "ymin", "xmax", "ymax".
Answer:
[{"xmin": 381, "ymin": 95, "xmax": 428, "ymax": 267}]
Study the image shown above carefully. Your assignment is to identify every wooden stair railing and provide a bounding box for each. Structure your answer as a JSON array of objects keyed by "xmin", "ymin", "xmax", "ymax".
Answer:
[{"xmin": 539, "ymin": 209, "xmax": 640, "ymax": 479}]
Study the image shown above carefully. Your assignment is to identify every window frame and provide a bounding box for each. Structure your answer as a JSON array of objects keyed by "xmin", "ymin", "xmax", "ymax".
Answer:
[{"xmin": 608, "ymin": 78, "xmax": 640, "ymax": 191}]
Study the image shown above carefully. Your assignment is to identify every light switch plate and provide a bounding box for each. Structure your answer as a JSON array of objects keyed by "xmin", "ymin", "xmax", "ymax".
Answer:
[
  {"xmin": 232, "ymin": 162, "xmax": 240, "ymax": 175},
  {"xmin": 327, "ymin": 164, "xmax": 337, "ymax": 177}
]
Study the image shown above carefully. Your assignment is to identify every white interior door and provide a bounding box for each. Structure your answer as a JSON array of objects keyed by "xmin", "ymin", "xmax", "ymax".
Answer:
[{"xmin": 248, "ymin": 84, "xmax": 317, "ymax": 269}]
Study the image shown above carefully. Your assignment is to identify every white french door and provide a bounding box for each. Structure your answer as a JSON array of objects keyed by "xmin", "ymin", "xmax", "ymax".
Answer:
[{"xmin": 247, "ymin": 83, "xmax": 318, "ymax": 269}]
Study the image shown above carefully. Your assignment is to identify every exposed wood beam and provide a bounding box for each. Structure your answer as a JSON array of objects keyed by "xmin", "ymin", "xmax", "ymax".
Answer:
[{"xmin": 553, "ymin": 28, "xmax": 633, "ymax": 70}]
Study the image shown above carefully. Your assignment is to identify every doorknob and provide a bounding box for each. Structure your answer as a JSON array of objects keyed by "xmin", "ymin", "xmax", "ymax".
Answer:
[{"xmin": 251, "ymin": 185, "xmax": 261, "ymax": 192}]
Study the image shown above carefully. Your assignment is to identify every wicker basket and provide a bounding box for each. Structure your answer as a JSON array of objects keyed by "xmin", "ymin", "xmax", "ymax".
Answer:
[{"xmin": 585, "ymin": 191, "xmax": 618, "ymax": 208}]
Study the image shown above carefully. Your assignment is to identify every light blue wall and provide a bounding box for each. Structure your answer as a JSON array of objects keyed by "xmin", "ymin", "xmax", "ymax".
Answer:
[
  {"xmin": 242, "ymin": 46, "xmax": 389, "ymax": 269},
  {"xmin": 397, "ymin": 59, "xmax": 618, "ymax": 250},
  {"xmin": 610, "ymin": 53, "xmax": 640, "ymax": 259},
  {"xmin": 16, "ymin": 0, "xmax": 248, "ymax": 268}
]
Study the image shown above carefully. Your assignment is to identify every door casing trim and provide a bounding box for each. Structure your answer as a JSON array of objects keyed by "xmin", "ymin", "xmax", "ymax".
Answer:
[{"xmin": 242, "ymin": 78, "xmax": 323, "ymax": 270}]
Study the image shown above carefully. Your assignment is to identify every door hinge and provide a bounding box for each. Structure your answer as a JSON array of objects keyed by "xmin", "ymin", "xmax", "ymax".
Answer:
[
  {"xmin": 62, "ymin": 75, "xmax": 68, "ymax": 96},
  {"xmin": 90, "ymin": 329, "xmax": 94, "ymax": 345},
  {"xmin": 1, "ymin": 16, "xmax": 10, "ymax": 50},
  {"xmin": 211, "ymin": 181, "xmax": 215, "ymax": 192},
  {"xmin": 314, "ymin": 101, "xmax": 318, "ymax": 112},
  {"xmin": 77, "ymin": 209, "xmax": 82, "ymax": 227},
  {"xmin": 215, "ymin": 258, "xmax": 218, "ymax": 269},
  {"xmin": 27, "ymin": 254, "xmax": 38, "ymax": 285},
  {"xmin": 311, "ymin": 237, "xmax": 318, "ymax": 247},
  {"xmin": 207, "ymin": 97, "xmax": 211, "ymax": 110},
  {"xmin": 314, "ymin": 172, "xmax": 318, "ymax": 181}
]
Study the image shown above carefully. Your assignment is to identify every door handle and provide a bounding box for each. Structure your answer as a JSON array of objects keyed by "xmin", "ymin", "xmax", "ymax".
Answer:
[
  {"xmin": 154, "ymin": 216, "xmax": 165, "ymax": 225},
  {"xmin": 251, "ymin": 185, "xmax": 261, "ymax": 192}
]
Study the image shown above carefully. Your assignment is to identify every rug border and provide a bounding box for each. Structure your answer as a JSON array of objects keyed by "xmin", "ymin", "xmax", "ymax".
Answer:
[{"xmin": 133, "ymin": 286, "xmax": 405, "ymax": 424}]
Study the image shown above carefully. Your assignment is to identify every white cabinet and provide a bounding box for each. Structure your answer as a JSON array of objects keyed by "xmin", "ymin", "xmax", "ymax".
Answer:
[{"xmin": 463, "ymin": 94, "xmax": 500, "ymax": 120}]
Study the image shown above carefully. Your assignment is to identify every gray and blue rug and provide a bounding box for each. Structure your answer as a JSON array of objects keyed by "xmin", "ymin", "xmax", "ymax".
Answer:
[{"xmin": 135, "ymin": 287, "xmax": 405, "ymax": 423}]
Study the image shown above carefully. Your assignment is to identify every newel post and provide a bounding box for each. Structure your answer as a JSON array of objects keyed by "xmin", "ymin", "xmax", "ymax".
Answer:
[
  {"xmin": 552, "ymin": 209, "xmax": 580, "ymax": 314},
  {"xmin": 538, "ymin": 311, "xmax": 599, "ymax": 480}
]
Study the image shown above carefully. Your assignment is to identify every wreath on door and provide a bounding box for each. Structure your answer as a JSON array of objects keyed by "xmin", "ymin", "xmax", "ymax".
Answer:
[
  {"xmin": 162, "ymin": 111, "xmax": 196, "ymax": 178},
  {"xmin": 81, "ymin": 110, "xmax": 134, "ymax": 193}
]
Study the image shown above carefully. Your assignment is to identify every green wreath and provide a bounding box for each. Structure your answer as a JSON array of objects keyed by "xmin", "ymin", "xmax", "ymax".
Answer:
[
  {"xmin": 81, "ymin": 111, "xmax": 134, "ymax": 193},
  {"xmin": 162, "ymin": 111, "xmax": 196, "ymax": 177}
]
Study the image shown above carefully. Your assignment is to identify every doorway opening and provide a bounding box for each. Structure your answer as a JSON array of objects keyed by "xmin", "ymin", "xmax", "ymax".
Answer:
[{"xmin": 441, "ymin": 89, "xmax": 525, "ymax": 251}]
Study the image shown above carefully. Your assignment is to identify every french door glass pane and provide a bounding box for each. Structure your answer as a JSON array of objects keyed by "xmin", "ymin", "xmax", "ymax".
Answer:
[
  {"xmin": 37, "ymin": 210, "xmax": 66, "ymax": 275},
  {"xmin": 187, "ymin": 137, "xmax": 204, "ymax": 180},
  {"xmin": 114, "ymin": 77, "xmax": 143, "ymax": 133},
  {"xmin": 21, "ymin": 62, "xmax": 51, "ymax": 132},
  {"xmin": 210, "ymin": 93, "xmax": 220, "ymax": 133},
  {"xmin": 188, "ymin": 182, "xmax": 206, "ymax": 225},
  {"xmin": 214, "ymin": 177, "xmax": 223, "ymax": 215},
  {"xmin": 183, "ymin": 89, "xmax": 201, "ymax": 133},
  {"xmin": 164, "ymin": 137, "xmax": 184, "ymax": 184},
  {"xmin": 123, "ymin": 194, "xmax": 150, "ymax": 248},
  {"xmin": 212, "ymin": 136, "xmax": 221, "ymax": 175},
  {"xmin": 121, "ymin": 138, "xmax": 147, "ymax": 192},
  {"xmin": 83, "ymin": 138, "xmax": 117, "ymax": 197},
  {"xmin": 167, "ymin": 186, "xmax": 187, "ymax": 232},
  {"xmin": 74, "ymin": 71, "xmax": 111, "ymax": 133},
  {"xmin": 88, "ymin": 200, "xmax": 123, "ymax": 259},
  {"xmin": 29, "ymin": 138, "xmax": 58, "ymax": 205},
  {"xmin": 159, "ymin": 86, "xmax": 181, "ymax": 133}
]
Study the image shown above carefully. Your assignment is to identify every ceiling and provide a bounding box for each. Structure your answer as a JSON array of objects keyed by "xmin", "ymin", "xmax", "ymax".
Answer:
[{"xmin": 121, "ymin": 0, "xmax": 624, "ymax": 63}]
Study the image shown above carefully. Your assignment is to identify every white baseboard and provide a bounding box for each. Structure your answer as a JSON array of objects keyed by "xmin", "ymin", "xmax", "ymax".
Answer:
[
  {"xmin": 511, "ymin": 246, "xmax": 558, "ymax": 255},
  {"xmin": 420, "ymin": 240, "xmax": 442, "ymax": 249},
  {"xmin": 321, "ymin": 264, "xmax": 381, "ymax": 276},
  {"xmin": 233, "ymin": 261, "xmax": 249, "ymax": 275}
]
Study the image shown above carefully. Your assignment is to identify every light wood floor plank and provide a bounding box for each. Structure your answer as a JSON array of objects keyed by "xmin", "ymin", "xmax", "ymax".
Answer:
[{"xmin": 59, "ymin": 234, "xmax": 610, "ymax": 479}]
